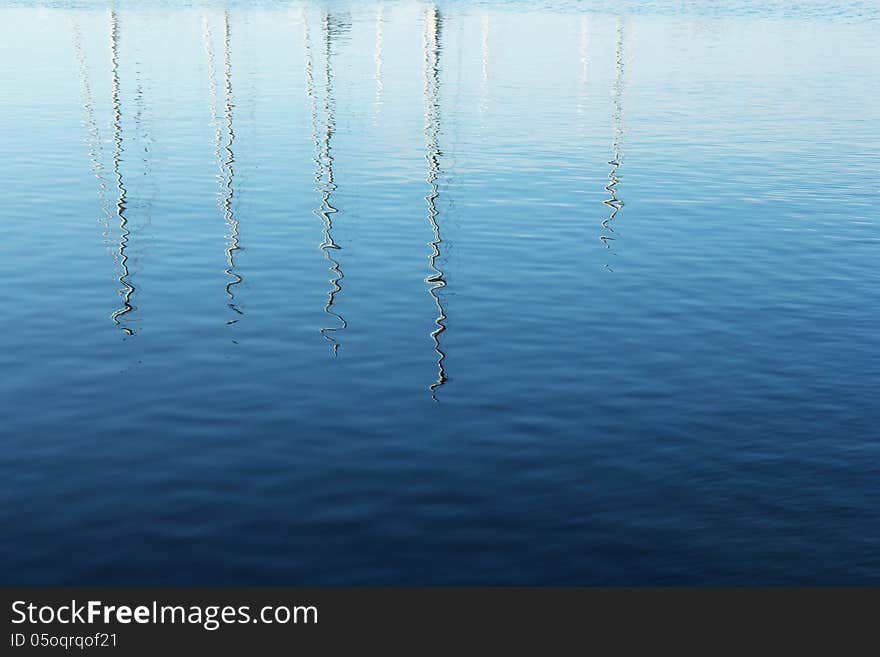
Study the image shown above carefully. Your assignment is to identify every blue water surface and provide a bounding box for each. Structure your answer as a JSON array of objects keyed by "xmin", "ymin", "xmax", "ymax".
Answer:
[{"xmin": 0, "ymin": 1, "xmax": 878, "ymax": 584}]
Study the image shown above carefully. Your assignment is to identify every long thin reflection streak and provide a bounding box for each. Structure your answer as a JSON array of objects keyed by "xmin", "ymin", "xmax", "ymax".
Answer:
[
  {"xmin": 424, "ymin": 6, "xmax": 447, "ymax": 398},
  {"xmin": 130, "ymin": 59, "xmax": 155, "ymax": 279},
  {"xmin": 203, "ymin": 13, "xmax": 242, "ymax": 323},
  {"xmin": 71, "ymin": 18, "xmax": 112, "ymax": 240},
  {"xmin": 479, "ymin": 13, "xmax": 489, "ymax": 114},
  {"xmin": 305, "ymin": 11, "xmax": 347, "ymax": 354},
  {"xmin": 577, "ymin": 15, "xmax": 589, "ymax": 118},
  {"xmin": 202, "ymin": 14, "xmax": 223, "ymax": 186},
  {"xmin": 221, "ymin": 12, "xmax": 243, "ymax": 321},
  {"xmin": 373, "ymin": 4, "xmax": 383, "ymax": 121},
  {"xmin": 600, "ymin": 18, "xmax": 626, "ymax": 269},
  {"xmin": 109, "ymin": 10, "xmax": 135, "ymax": 335}
]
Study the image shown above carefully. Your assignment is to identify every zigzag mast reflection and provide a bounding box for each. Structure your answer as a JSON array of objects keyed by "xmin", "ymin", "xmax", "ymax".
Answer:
[
  {"xmin": 600, "ymin": 18, "xmax": 626, "ymax": 270},
  {"xmin": 203, "ymin": 12, "xmax": 242, "ymax": 324},
  {"xmin": 304, "ymin": 10, "xmax": 347, "ymax": 355},
  {"xmin": 221, "ymin": 12, "xmax": 243, "ymax": 321},
  {"xmin": 424, "ymin": 6, "xmax": 447, "ymax": 398},
  {"xmin": 109, "ymin": 9, "xmax": 135, "ymax": 335}
]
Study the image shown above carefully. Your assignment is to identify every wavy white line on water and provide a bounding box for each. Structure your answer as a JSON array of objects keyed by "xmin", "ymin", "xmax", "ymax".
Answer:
[
  {"xmin": 305, "ymin": 10, "xmax": 347, "ymax": 355},
  {"xmin": 108, "ymin": 9, "xmax": 135, "ymax": 335},
  {"xmin": 424, "ymin": 5, "xmax": 447, "ymax": 398},
  {"xmin": 600, "ymin": 18, "xmax": 626, "ymax": 271}
]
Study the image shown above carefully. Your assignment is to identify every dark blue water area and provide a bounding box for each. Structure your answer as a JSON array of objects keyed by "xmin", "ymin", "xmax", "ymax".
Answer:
[{"xmin": 0, "ymin": 2, "xmax": 878, "ymax": 584}]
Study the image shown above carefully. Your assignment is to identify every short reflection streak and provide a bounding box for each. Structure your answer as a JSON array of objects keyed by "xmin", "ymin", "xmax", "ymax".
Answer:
[
  {"xmin": 577, "ymin": 15, "xmax": 589, "ymax": 118},
  {"xmin": 600, "ymin": 19, "xmax": 626, "ymax": 269},
  {"xmin": 202, "ymin": 14, "xmax": 224, "ymax": 191},
  {"xmin": 305, "ymin": 11, "xmax": 346, "ymax": 354},
  {"xmin": 424, "ymin": 6, "xmax": 447, "ymax": 397},
  {"xmin": 479, "ymin": 14, "xmax": 489, "ymax": 114},
  {"xmin": 71, "ymin": 19, "xmax": 112, "ymax": 241},
  {"xmin": 373, "ymin": 4, "xmax": 383, "ymax": 121},
  {"xmin": 109, "ymin": 10, "xmax": 135, "ymax": 335},
  {"xmin": 130, "ymin": 57, "xmax": 155, "ymax": 284}
]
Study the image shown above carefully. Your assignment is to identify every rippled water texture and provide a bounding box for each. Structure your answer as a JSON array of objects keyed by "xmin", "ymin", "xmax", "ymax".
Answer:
[{"xmin": 1, "ymin": 1, "xmax": 878, "ymax": 584}]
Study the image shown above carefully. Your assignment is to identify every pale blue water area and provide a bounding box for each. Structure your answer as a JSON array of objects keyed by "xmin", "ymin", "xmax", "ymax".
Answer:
[{"xmin": 0, "ymin": 1, "xmax": 878, "ymax": 584}]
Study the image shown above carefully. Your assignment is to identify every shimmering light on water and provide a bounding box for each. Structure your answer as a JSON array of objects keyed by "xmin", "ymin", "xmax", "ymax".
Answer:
[{"xmin": 0, "ymin": 1, "xmax": 878, "ymax": 584}]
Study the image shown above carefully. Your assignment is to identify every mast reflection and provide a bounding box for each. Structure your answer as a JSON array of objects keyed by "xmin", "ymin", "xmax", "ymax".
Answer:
[
  {"xmin": 72, "ymin": 17, "xmax": 112, "ymax": 248},
  {"xmin": 109, "ymin": 10, "xmax": 135, "ymax": 335},
  {"xmin": 480, "ymin": 13, "xmax": 489, "ymax": 114},
  {"xmin": 577, "ymin": 15, "xmax": 589, "ymax": 119},
  {"xmin": 221, "ymin": 12, "xmax": 242, "ymax": 321},
  {"xmin": 424, "ymin": 6, "xmax": 447, "ymax": 398},
  {"xmin": 203, "ymin": 11, "xmax": 242, "ymax": 324},
  {"xmin": 304, "ymin": 11, "xmax": 348, "ymax": 354},
  {"xmin": 600, "ymin": 18, "xmax": 626, "ymax": 270},
  {"xmin": 374, "ymin": 4, "xmax": 383, "ymax": 121}
]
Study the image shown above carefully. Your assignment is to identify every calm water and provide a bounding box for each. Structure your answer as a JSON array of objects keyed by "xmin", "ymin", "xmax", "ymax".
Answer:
[{"xmin": 1, "ymin": 1, "xmax": 878, "ymax": 585}]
